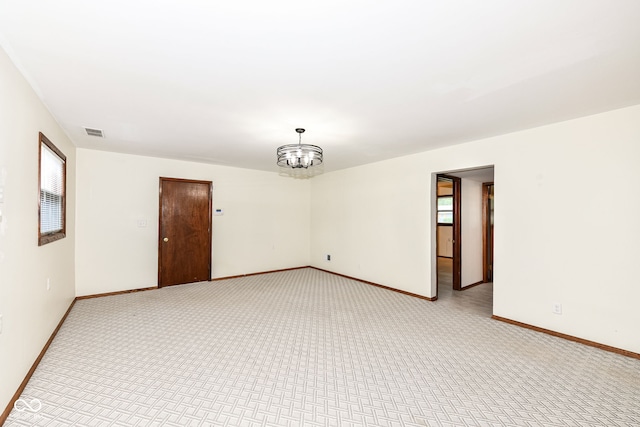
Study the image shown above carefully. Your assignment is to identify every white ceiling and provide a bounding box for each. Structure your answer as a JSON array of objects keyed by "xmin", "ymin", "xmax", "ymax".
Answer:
[
  {"xmin": 447, "ymin": 167, "xmax": 494, "ymax": 183},
  {"xmin": 1, "ymin": 1, "xmax": 639, "ymax": 173}
]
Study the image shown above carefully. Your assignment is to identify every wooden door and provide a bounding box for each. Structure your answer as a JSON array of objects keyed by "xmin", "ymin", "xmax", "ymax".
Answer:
[
  {"xmin": 451, "ymin": 176, "xmax": 462, "ymax": 290},
  {"xmin": 158, "ymin": 178, "xmax": 212, "ymax": 287},
  {"xmin": 483, "ymin": 182, "xmax": 494, "ymax": 282}
]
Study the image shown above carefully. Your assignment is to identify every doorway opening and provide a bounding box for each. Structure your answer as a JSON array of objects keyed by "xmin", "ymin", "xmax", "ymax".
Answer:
[{"xmin": 432, "ymin": 166, "xmax": 494, "ymax": 313}]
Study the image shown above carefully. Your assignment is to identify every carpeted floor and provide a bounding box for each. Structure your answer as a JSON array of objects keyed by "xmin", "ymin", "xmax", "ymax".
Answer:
[{"xmin": 6, "ymin": 268, "xmax": 640, "ymax": 426}]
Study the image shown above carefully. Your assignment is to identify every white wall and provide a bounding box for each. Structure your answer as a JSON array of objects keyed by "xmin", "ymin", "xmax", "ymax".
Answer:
[
  {"xmin": 310, "ymin": 159, "xmax": 430, "ymax": 294},
  {"xmin": 461, "ymin": 179, "xmax": 483, "ymax": 287},
  {"xmin": 0, "ymin": 47, "xmax": 76, "ymax": 411},
  {"xmin": 311, "ymin": 104, "xmax": 640, "ymax": 354},
  {"xmin": 75, "ymin": 149, "xmax": 310, "ymax": 296}
]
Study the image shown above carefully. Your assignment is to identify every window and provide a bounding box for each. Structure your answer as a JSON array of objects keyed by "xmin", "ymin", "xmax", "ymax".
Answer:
[
  {"xmin": 437, "ymin": 196, "xmax": 453, "ymax": 224},
  {"xmin": 437, "ymin": 177, "xmax": 454, "ymax": 225},
  {"xmin": 39, "ymin": 132, "xmax": 66, "ymax": 246}
]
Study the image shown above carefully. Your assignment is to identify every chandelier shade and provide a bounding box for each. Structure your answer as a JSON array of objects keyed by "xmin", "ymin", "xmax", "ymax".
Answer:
[{"xmin": 277, "ymin": 128, "xmax": 323, "ymax": 169}]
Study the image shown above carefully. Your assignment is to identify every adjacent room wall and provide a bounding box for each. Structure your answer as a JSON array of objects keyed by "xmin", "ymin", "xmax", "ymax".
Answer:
[
  {"xmin": 0, "ymin": 47, "xmax": 76, "ymax": 412},
  {"xmin": 75, "ymin": 149, "xmax": 310, "ymax": 296},
  {"xmin": 460, "ymin": 179, "xmax": 483, "ymax": 287},
  {"xmin": 311, "ymin": 104, "xmax": 640, "ymax": 354}
]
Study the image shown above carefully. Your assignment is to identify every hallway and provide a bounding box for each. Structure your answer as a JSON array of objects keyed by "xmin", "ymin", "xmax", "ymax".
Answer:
[{"xmin": 437, "ymin": 256, "xmax": 493, "ymax": 317}]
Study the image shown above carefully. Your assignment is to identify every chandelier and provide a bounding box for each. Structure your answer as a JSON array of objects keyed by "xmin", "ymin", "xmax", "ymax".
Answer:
[{"xmin": 277, "ymin": 128, "xmax": 323, "ymax": 169}]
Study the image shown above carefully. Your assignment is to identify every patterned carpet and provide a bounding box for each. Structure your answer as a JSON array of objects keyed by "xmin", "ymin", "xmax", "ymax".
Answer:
[{"xmin": 6, "ymin": 268, "xmax": 640, "ymax": 426}]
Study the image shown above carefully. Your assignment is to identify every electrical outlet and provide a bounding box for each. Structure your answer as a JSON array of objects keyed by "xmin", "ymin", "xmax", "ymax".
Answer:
[
  {"xmin": 326, "ymin": 254, "xmax": 331, "ymax": 261},
  {"xmin": 47, "ymin": 278, "xmax": 51, "ymax": 291},
  {"xmin": 552, "ymin": 302, "xmax": 562, "ymax": 315}
]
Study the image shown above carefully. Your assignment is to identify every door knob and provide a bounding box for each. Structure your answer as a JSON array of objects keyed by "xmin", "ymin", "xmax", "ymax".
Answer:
[{"xmin": 163, "ymin": 237, "xmax": 169, "ymax": 242}]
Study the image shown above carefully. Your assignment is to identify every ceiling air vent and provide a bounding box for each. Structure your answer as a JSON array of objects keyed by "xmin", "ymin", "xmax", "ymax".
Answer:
[{"xmin": 84, "ymin": 127, "xmax": 104, "ymax": 138}]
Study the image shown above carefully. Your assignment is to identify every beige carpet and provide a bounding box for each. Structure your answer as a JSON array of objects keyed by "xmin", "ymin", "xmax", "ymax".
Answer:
[{"xmin": 6, "ymin": 268, "xmax": 640, "ymax": 426}]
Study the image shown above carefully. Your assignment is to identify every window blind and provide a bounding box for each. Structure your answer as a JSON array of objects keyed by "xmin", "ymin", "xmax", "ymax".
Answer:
[{"xmin": 40, "ymin": 144, "xmax": 64, "ymax": 234}]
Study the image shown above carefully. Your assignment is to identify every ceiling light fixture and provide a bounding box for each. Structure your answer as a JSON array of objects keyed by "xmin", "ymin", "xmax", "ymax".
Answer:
[{"xmin": 277, "ymin": 128, "xmax": 323, "ymax": 169}]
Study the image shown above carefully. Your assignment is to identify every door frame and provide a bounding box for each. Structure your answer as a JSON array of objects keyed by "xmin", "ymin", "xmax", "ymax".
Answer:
[{"xmin": 158, "ymin": 177, "xmax": 213, "ymax": 287}]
